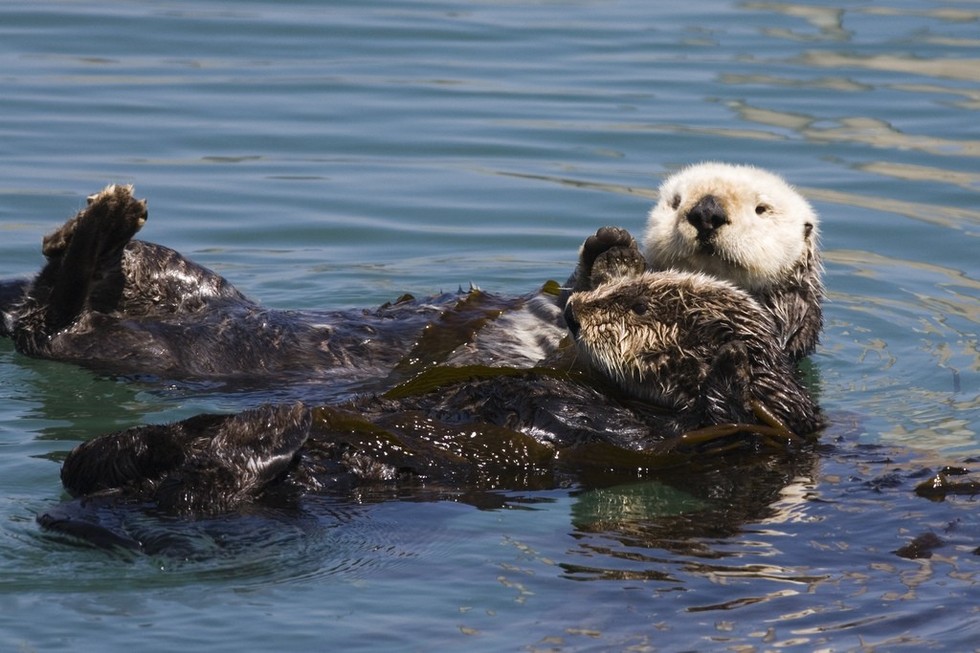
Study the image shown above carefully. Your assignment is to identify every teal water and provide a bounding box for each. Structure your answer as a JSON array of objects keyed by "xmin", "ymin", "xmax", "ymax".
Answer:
[{"xmin": 1, "ymin": 1, "xmax": 977, "ymax": 650}]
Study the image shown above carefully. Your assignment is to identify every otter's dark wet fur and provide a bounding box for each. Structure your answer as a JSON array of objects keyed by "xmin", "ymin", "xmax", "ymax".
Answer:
[
  {"xmin": 1, "ymin": 185, "xmax": 566, "ymax": 385},
  {"xmin": 15, "ymin": 184, "xmax": 824, "ymax": 547},
  {"xmin": 49, "ymin": 253, "xmax": 822, "ymax": 531},
  {"xmin": 43, "ymin": 397, "xmax": 820, "ymax": 554}
]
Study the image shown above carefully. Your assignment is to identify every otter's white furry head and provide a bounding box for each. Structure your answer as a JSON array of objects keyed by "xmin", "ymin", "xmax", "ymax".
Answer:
[{"xmin": 644, "ymin": 162, "xmax": 818, "ymax": 292}]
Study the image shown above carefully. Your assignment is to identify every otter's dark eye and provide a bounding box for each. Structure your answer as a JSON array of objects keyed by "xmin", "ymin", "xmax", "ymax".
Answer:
[
  {"xmin": 669, "ymin": 195, "xmax": 681, "ymax": 210},
  {"xmin": 755, "ymin": 204, "xmax": 771, "ymax": 216},
  {"xmin": 631, "ymin": 301, "xmax": 648, "ymax": 315}
]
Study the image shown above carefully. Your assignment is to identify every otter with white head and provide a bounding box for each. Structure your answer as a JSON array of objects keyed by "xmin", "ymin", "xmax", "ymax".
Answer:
[{"xmin": 644, "ymin": 162, "xmax": 823, "ymax": 360}]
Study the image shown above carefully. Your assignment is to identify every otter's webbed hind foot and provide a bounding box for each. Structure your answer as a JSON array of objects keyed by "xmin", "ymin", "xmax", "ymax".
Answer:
[
  {"xmin": 60, "ymin": 403, "xmax": 312, "ymax": 516},
  {"xmin": 41, "ymin": 185, "xmax": 146, "ymax": 258},
  {"xmin": 13, "ymin": 185, "xmax": 147, "ymax": 352},
  {"xmin": 44, "ymin": 184, "xmax": 147, "ymax": 318}
]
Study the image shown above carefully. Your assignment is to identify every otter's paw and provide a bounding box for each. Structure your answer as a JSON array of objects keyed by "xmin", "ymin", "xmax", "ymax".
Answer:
[
  {"xmin": 574, "ymin": 226, "xmax": 646, "ymax": 290},
  {"xmin": 590, "ymin": 244, "xmax": 647, "ymax": 287},
  {"xmin": 580, "ymin": 226, "xmax": 636, "ymax": 272},
  {"xmin": 700, "ymin": 340, "xmax": 755, "ymax": 424},
  {"xmin": 42, "ymin": 184, "xmax": 147, "ymax": 257}
]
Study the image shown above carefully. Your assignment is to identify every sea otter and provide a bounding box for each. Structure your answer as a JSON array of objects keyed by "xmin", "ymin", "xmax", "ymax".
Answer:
[
  {"xmin": 0, "ymin": 184, "xmax": 571, "ymax": 389},
  {"xmin": 46, "ymin": 268, "xmax": 822, "ymax": 528},
  {"xmin": 2, "ymin": 163, "xmax": 821, "ymax": 383},
  {"xmin": 643, "ymin": 162, "xmax": 824, "ymax": 360}
]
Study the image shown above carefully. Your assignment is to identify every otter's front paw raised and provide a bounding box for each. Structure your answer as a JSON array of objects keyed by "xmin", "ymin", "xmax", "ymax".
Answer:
[
  {"xmin": 590, "ymin": 244, "xmax": 647, "ymax": 287},
  {"xmin": 574, "ymin": 226, "xmax": 645, "ymax": 290}
]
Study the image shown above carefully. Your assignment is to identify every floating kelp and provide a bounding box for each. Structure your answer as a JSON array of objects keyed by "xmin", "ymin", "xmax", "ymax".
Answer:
[{"xmin": 914, "ymin": 465, "xmax": 980, "ymax": 501}]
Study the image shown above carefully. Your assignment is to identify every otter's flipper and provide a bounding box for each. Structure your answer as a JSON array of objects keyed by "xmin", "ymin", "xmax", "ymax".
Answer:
[
  {"xmin": 37, "ymin": 497, "xmax": 145, "ymax": 553},
  {"xmin": 14, "ymin": 185, "xmax": 148, "ymax": 352},
  {"xmin": 43, "ymin": 185, "xmax": 148, "ymax": 328},
  {"xmin": 61, "ymin": 412, "xmax": 228, "ymax": 497},
  {"xmin": 62, "ymin": 403, "xmax": 312, "ymax": 515},
  {"xmin": 155, "ymin": 403, "xmax": 312, "ymax": 514}
]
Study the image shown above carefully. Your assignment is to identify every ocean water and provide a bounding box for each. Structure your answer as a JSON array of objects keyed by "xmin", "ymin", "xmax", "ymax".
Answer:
[{"xmin": 0, "ymin": 1, "xmax": 977, "ymax": 650}]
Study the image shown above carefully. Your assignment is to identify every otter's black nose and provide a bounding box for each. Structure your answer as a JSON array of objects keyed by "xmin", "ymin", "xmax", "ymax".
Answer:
[
  {"xmin": 686, "ymin": 194, "xmax": 728, "ymax": 236},
  {"xmin": 563, "ymin": 303, "xmax": 581, "ymax": 338}
]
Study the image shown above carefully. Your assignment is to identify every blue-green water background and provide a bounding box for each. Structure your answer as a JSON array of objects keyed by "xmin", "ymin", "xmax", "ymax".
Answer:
[{"xmin": 1, "ymin": 1, "xmax": 977, "ymax": 650}]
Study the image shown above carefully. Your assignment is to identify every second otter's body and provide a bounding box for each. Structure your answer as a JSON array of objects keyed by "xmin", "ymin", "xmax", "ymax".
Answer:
[{"xmin": 2, "ymin": 185, "xmax": 566, "ymax": 388}]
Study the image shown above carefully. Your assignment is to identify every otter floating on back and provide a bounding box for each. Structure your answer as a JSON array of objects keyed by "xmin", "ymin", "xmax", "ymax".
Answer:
[
  {"xmin": 1, "ymin": 163, "xmax": 823, "ymax": 388},
  {"xmin": 22, "ymin": 174, "xmax": 826, "ymax": 547},
  {"xmin": 644, "ymin": 162, "xmax": 824, "ymax": 360}
]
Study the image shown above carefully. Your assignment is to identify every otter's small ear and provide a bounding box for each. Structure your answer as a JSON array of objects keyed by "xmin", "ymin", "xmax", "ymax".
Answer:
[
  {"xmin": 804, "ymin": 223, "xmax": 813, "ymax": 239},
  {"xmin": 669, "ymin": 194, "xmax": 681, "ymax": 210}
]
